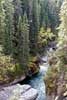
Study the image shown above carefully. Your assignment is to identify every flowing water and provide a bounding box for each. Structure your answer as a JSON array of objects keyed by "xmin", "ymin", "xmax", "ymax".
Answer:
[{"xmin": 24, "ymin": 56, "xmax": 49, "ymax": 100}]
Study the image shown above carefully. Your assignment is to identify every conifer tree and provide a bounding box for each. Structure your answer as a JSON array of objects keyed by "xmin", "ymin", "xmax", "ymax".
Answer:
[
  {"xmin": 3, "ymin": 0, "xmax": 14, "ymax": 54},
  {"xmin": 20, "ymin": 13, "xmax": 29, "ymax": 73},
  {"xmin": 12, "ymin": 0, "xmax": 22, "ymax": 58},
  {"xmin": 58, "ymin": 0, "xmax": 67, "ymax": 47},
  {"xmin": 12, "ymin": 0, "xmax": 29, "ymax": 74},
  {"xmin": 29, "ymin": 0, "xmax": 39, "ymax": 55},
  {"xmin": 0, "ymin": 0, "xmax": 5, "ymax": 45}
]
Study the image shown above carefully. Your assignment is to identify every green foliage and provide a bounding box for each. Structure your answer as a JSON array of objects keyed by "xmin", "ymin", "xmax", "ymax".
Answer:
[
  {"xmin": 0, "ymin": 54, "xmax": 15, "ymax": 83},
  {"xmin": 45, "ymin": 66, "xmax": 59, "ymax": 95},
  {"xmin": 3, "ymin": 0, "xmax": 14, "ymax": 54},
  {"xmin": 28, "ymin": 56, "xmax": 40, "ymax": 75},
  {"xmin": 57, "ymin": 0, "xmax": 67, "ymax": 47},
  {"xmin": 39, "ymin": 27, "xmax": 54, "ymax": 41},
  {"xmin": 45, "ymin": 46, "xmax": 67, "ymax": 95},
  {"xmin": 39, "ymin": 0, "xmax": 62, "ymax": 33},
  {"xmin": 29, "ymin": 0, "xmax": 39, "ymax": 55},
  {"xmin": 0, "ymin": 0, "xmax": 63, "ymax": 84},
  {"xmin": 0, "ymin": 0, "xmax": 5, "ymax": 44},
  {"xmin": 45, "ymin": 1, "xmax": 67, "ymax": 96},
  {"xmin": 38, "ymin": 27, "xmax": 55, "ymax": 53},
  {"xmin": 0, "ymin": 54, "xmax": 25, "ymax": 84}
]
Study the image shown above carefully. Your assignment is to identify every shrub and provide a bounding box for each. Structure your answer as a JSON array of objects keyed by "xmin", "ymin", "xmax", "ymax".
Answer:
[
  {"xmin": 45, "ymin": 66, "xmax": 59, "ymax": 95},
  {"xmin": 0, "ymin": 54, "xmax": 24, "ymax": 84},
  {"xmin": 28, "ymin": 56, "xmax": 40, "ymax": 76}
]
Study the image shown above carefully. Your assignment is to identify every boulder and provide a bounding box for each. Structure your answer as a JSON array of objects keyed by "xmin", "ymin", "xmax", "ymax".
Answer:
[{"xmin": 0, "ymin": 84, "xmax": 38, "ymax": 100}]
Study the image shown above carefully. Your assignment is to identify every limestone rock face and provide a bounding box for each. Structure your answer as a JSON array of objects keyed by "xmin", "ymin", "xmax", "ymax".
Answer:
[{"xmin": 0, "ymin": 84, "xmax": 38, "ymax": 100}]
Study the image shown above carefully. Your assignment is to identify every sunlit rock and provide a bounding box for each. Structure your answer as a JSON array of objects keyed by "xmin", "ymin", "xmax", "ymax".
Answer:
[{"xmin": 0, "ymin": 84, "xmax": 38, "ymax": 100}]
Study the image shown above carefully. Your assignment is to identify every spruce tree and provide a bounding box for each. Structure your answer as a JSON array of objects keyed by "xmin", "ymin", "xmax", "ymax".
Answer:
[
  {"xmin": 58, "ymin": 0, "xmax": 67, "ymax": 47},
  {"xmin": 29, "ymin": 0, "xmax": 39, "ymax": 55},
  {"xmin": 12, "ymin": 0, "xmax": 29, "ymax": 74},
  {"xmin": 12, "ymin": 0, "xmax": 22, "ymax": 58},
  {"xmin": 0, "ymin": 0, "xmax": 5, "ymax": 45},
  {"xmin": 39, "ymin": 0, "xmax": 50, "ymax": 28},
  {"xmin": 20, "ymin": 13, "xmax": 29, "ymax": 73},
  {"xmin": 3, "ymin": 0, "xmax": 14, "ymax": 54}
]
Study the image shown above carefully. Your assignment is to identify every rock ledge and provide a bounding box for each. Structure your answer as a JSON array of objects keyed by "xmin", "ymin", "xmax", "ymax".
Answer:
[{"xmin": 0, "ymin": 84, "xmax": 38, "ymax": 100}]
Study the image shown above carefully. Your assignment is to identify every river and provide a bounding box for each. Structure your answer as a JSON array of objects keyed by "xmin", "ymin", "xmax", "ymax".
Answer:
[{"xmin": 23, "ymin": 56, "xmax": 49, "ymax": 100}]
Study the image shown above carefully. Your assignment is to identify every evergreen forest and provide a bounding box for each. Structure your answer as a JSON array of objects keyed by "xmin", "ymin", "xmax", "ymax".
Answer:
[{"xmin": 0, "ymin": 0, "xmax": 67, "ymax": 100}]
